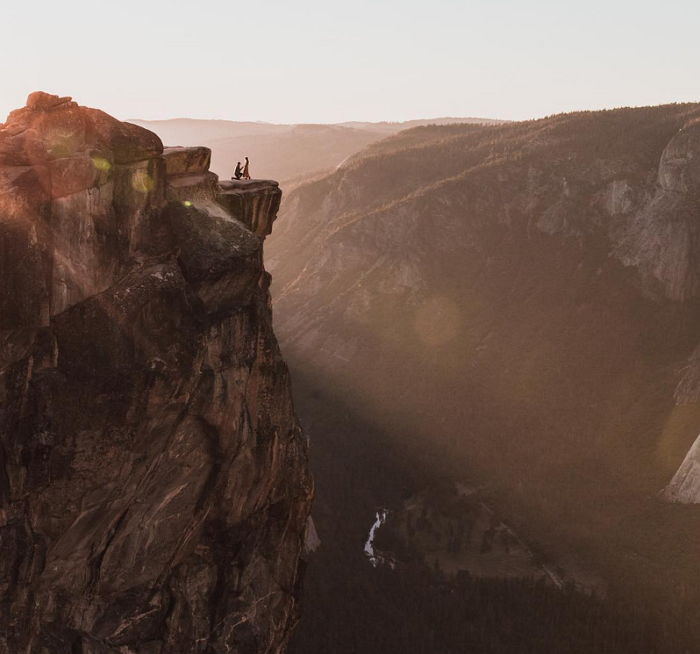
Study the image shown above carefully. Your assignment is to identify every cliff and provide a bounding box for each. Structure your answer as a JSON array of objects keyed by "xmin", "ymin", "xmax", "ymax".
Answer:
[{"xmin": 0, "ymin": 92, "xmax": 312, "ymax": 653}]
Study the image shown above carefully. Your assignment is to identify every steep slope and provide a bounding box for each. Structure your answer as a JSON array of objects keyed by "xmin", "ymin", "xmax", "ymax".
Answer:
[
  {"xmin": 268, "ymin": 103, "xmax": 700, "ymax": 645},
  {"xmin": 0, "ymin": 93, "xmax": 312, "ymax": 653}
]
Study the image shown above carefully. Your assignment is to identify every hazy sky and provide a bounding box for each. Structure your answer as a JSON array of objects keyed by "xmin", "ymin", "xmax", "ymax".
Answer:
[{"xmin": 2, "ymin": 0, "xmax": 698, "ymax": 123}]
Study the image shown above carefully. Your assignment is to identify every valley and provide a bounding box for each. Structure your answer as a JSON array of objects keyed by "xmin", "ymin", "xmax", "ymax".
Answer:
[{"xmin": 261, "ymin": 104, "xmax": 700, "ymax": 651}]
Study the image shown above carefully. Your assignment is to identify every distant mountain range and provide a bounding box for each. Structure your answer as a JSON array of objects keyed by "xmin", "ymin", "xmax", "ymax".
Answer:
[{"xmin": 130, "ymin": 116, "xmax": 505, "ymax": 184}]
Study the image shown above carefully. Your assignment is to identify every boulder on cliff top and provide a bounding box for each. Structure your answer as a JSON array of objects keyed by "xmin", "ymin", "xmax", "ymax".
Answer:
[
  {"xmin": 26, "ymin": 91, "xmax": 76, "ymax": 111},
  {"xmin": 1, "ymin": 92, "xmax": 163, "ymax": 167},
  {"xmin": 162, "ymin": 146, "xmax": 212, "ymax": 177}
]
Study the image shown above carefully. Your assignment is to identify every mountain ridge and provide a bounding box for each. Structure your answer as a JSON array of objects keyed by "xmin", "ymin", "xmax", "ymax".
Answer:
[{"xmin": 268, "ymin": 101, "xmax": 700, "ymax": 651}]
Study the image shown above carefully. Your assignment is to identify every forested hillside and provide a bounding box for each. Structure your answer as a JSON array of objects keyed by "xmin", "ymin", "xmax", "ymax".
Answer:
[{"xmin": 268, "ymin": 104, "xmax": 700, "ymax": 652}]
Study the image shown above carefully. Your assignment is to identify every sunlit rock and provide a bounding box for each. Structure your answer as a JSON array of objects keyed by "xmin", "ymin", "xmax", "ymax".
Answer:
[{"xmin": 664, "ymin": 434, "xmax": 700, "ymax": 503}]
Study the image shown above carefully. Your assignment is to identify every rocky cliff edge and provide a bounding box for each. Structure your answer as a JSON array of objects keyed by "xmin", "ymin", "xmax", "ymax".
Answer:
[{"xmin": 0, "ymin": 92, "xmax": 312, "ymax": 653}]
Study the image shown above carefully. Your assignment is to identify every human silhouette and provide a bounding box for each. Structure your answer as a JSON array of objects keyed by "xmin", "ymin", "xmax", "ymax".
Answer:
[
  {"xmin": 242, "ymin": 156, "xmax": 251, "ymax": 180},
  {"xmin": 233, "ymin": 161, "xmax": 243, "ymax": 180}
]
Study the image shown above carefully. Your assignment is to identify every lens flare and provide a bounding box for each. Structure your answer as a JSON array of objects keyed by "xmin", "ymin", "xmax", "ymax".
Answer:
[
  {"xmin": 91, "ymin": 157, "xmax": 111, "ymax": 172},
  {"xmin": 131, "ymin": 170, "xmax": 154, "ymax": 194}
]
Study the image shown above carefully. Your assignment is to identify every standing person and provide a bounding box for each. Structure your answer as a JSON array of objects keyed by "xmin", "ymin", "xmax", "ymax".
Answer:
[
  {"xmin": 242, "ymin": 156, "xmax": 251, "ymax": 180},
  {"xmin": 233, "ymin": 161, "xmax": 243, "ymax": 180}
]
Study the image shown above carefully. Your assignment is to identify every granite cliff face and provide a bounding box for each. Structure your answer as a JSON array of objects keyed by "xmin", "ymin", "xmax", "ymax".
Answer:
[{"xmin": 0, "ymin": 93, "xmax": 312, "ymax": 653}]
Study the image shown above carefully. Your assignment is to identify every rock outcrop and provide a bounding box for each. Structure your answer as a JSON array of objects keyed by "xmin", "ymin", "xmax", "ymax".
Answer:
[
  {"xmin": 614, "ymin": 119, "xmax": 700, "ymax": 302},
  {"xmin": 663, "ymin": 433, "xmax": 700, "ymax": 503},
  {"xmin": 0, "ymin": 92, "xmax": 311, "ymax": 653}
]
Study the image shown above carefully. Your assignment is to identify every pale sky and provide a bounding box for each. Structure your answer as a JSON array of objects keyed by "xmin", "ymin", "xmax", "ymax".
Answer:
[{"xmin": 2, "ymin": 0, "xmax": 698, "ymax": 124}]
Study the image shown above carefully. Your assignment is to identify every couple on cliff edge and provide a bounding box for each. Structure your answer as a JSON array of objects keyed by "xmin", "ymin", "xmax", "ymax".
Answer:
[{"xmin": 233, "ymin": 156, "xmax": 251, "ymax": 180}]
